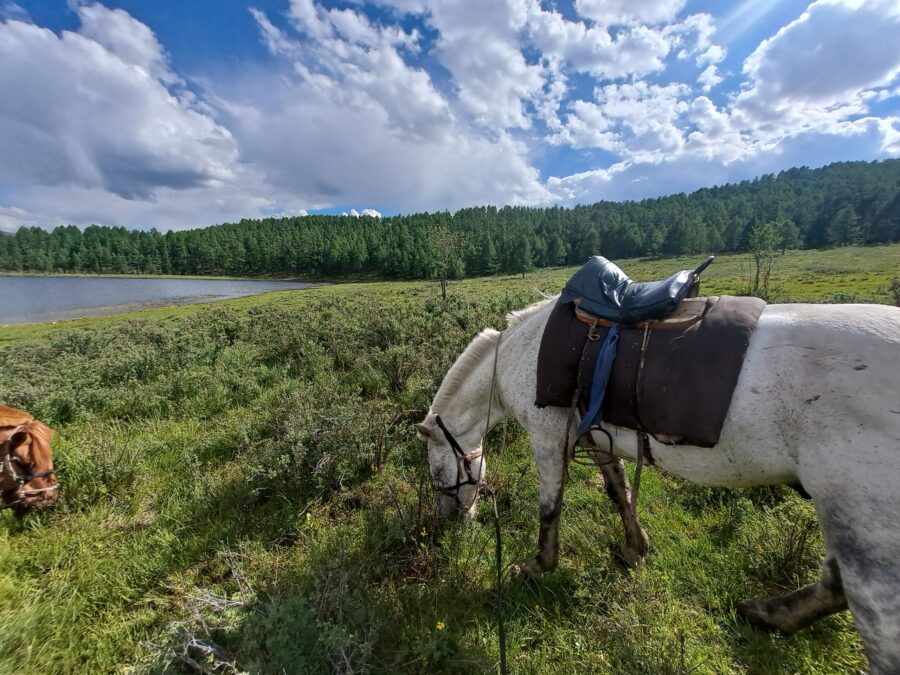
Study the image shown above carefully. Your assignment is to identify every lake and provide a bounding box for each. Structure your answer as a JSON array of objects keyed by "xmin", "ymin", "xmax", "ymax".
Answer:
[{"xmin": 0, "ymin": 276, "xmax": 322, "ymax": 325}]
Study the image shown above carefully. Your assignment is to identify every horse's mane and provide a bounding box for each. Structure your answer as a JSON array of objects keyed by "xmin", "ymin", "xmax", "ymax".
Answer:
[
  {"xmin": 431, "ymin": 297, "xmax": 557, "ymax": 413},
  {"xmin": 505, "ymin": 296, "xmax": 556, "ymax": 327},
  {"xmin": 431, "ymin": 327, "xmax": 500, "ymax": 412}
]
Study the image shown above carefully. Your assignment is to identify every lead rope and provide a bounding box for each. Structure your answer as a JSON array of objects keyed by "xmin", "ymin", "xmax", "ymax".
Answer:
[{"xmin": 481, "ymin": 332, "xmax": 508, "ymax": 675}]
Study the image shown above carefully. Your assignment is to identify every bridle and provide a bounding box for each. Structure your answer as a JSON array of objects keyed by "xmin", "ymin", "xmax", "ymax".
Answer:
[
  {"xmin": 433, "ymin": 414, "xmax": 484, "ymax": 503},
  {"xmin": 1, "ymin": 424, "xmax": 59, "ymax": 509},
  {"xmin": 430, "ymin": 331, "xmax": 502, "ymax": 511}
]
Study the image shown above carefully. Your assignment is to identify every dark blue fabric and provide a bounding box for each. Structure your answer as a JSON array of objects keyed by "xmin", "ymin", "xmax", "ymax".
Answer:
[{"xmin": 576, "ymin": 323, "xmax": 620, "ymax": 436}]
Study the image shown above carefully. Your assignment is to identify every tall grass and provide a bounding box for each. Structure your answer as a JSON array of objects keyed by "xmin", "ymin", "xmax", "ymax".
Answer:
[{"xmin": 3, "ymin": 244, "xmax": 894, "ymax": 673}]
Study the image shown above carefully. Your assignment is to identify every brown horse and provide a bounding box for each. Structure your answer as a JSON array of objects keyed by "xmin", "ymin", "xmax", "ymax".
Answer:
[{"xmin": 0, "ymin": 406, "xmax": 59, "ymax": 512}]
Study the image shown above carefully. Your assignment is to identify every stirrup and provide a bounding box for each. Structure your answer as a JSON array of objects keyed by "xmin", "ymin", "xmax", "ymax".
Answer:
[{"xmin": 572, "ymin": 424, "xmax": 616, "ymax": 466}]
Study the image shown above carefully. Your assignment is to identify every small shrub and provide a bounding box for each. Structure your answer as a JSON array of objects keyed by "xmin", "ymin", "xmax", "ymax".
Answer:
[{"xmin": 889, "ymin": 278, "xmax": 900, "ymax": 306}]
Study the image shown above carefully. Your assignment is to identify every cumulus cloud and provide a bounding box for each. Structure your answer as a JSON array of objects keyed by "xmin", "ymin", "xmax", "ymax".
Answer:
[
  {"xmin": 734, "ymin": 0, "xmax": 900, "ymax": 142},
  {"xmin": 555, "ymin": 82, "xmax": 691, "ymax": 164},
  {"xmin": 574, "ymin": 0, "xmax": 687, "ymax": 25},
  {"xmin": 0, "ymin": 11, "xmax": 237, "ymax": 201},
  {"xmin": 233, "ymin": 3, "xmax": 551, "ymax": 210},
  {"xmin": 698, "ymin": 65, "xmax": 722, "ymax": 92},
  {"xmin": 341, "ymin": 208, "xmax": 383, "ymax": 217},
  {"xmin": 76, "ymin": 3, "xmax": 177, "ymax": 83},
  {"xmin": 529, "ymin": 9, "xmax": 673, "ymax": 80},
  {"xmin": 1, "ymin": 0, "xmax": 898, "ymax": 231},
  {"xmin": 419, "ymin": 0, "xmax": 544, "ymax": 131}
]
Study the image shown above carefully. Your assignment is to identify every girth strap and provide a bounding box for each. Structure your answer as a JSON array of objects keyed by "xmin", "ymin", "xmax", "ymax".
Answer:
[{"xmin": 576, "ymin": 323, "xmax": 620, "ymax": 436}]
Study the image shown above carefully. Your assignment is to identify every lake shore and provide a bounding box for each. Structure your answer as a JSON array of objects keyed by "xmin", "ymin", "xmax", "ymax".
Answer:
[{"xmin": 0, "ymin": 276, "xmax": 328, "ymax": 330}]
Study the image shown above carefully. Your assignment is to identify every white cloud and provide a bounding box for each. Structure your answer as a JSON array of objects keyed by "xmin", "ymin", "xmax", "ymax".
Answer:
[
  {"xmin": 548, "ymin": 120, "xmax": 897, "ymax": 205},
  {"xmin": 221, "ymin": 73, "xmax": 550, "ymax": 211},
  {"xmin": 529, "ymin": 9, "xmax": 673, "ymax": 80},
  {"xmin": 75, "ymin": 3, "xmax": 177, "ymax": 84},
  {"xmin": 341, "ymin": 208, "xmax": 383, "ymax": 217},
  {"xmin": 1, "ymin": 0, "xmax": 898, "ymax": 232},
  {"xmin": 268, "ymin": 2, "xmax": 452, "ymax": 141},
  {"xmin": 734, "ymin": 0, "xmax": 900, "ymax": 146},
  {"xmin": 424, "ymin": 0, "xmax": 545, "ymax": 131},
  {"xmin": 556, "ymin": 82, "xmax": 691, "ymax": 163},
  {"xmin": 0, "ymin": 181, "xmax": 280, "ymax": 231},
  {"xmin": 684, "ymin": 96, "xmax": 748, "ymax": 162},
  {"xmin": 0, "ymin": 13, "xmax": 237, "ymax": 201},
  {"xmin": 234, "ymin": 4, "xmax": 551, "ymax": 210},
  {"xmin": 574, "ymin": 0, "xmax": 686, "ymax": 25},
  {"xmin": 697, "ymin": 64, "xmax": 722, "ymax": 92},
  {"xmin": 697, "ymin": 44, "xmax": 725, "ymax": 67}
]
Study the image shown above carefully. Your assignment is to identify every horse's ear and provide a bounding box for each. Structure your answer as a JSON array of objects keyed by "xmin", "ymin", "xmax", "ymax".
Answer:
[
  {"xmin": 415, "ymin": 423, "xmax": 434, "ymax": 441},
  {"xmin": 8, "ymin": 431, "xmax": 32, "ymax": 460}
]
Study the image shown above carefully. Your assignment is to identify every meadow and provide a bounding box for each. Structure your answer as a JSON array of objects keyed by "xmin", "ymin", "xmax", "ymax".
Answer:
[{"xmin": 1, "ymin": 244, "xmax": 898, "ymax": 674}]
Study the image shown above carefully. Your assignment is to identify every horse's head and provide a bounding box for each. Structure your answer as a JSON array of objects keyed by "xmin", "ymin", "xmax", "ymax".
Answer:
[
  {"xmin": 416, "ymin": 413, "xmax": 484, "ymax": 519},
  {"xmin": 1, "ymin": 420, "xmax": 59, "ymax": 513}
]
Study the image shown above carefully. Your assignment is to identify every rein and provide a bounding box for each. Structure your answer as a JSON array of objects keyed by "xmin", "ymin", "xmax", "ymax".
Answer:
[
  {"xmin": 1, "ymin": 424, "xmax": 59, "ymax": 509},
  {"xmin": 431, "ymin": 330, "xmax": 508, "ymax": 675}
]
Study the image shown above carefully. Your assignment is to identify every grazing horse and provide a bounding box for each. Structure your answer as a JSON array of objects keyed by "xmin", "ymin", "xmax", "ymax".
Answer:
[
  {"xmin": 417, "ymin": 298, "xmax": 900, "ymax": 674},
  {"xmin": 0, "ymin": 406, "xmax": 59, "ymax": 511}
]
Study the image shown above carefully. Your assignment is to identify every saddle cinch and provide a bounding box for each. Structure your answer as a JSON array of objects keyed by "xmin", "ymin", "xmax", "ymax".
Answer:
[{"xmin": 559, "ymin": 255, "xmax": 715, "ymax": 329}]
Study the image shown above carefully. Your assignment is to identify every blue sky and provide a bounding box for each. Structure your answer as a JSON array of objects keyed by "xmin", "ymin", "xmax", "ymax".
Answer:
[{"xmin": 1, "ymin": 0, "xmax": 898, "ymax": 230}]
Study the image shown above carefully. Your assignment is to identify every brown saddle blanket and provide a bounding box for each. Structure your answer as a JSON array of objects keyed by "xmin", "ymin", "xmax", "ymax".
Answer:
[{"xmin": 535, "ymin": 295, "xmax": 766, "ymax": 447}]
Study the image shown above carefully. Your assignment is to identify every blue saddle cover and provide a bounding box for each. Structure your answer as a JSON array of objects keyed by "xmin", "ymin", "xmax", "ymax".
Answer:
[{"xmin": 560, "ymin": 256, "xmax": 699, "ymax": 325}]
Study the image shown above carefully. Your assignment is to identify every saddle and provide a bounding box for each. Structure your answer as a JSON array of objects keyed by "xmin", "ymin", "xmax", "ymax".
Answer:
[
  {"xmin": 559, "ymin": 255, "xmax": 715, "ymax": 327},
  {"xmin": 534, "ymin": 294, "xmax": 767, "ymax": 447}
]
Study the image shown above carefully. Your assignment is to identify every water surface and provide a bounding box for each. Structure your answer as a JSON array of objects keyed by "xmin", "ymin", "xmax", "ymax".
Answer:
[{"xmin": 0, "ymin": 276, "xmax": 321, "ymax": 325}]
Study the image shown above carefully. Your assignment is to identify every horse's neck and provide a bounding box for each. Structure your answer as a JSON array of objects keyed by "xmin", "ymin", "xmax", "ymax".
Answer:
[{"xmin": 439, "ymin": 347, "xmax": 504, "ymax": 442}]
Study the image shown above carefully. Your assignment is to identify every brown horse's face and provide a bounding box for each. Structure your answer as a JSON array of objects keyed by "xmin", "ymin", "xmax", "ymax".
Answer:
[{"xmin": 1, "ymin": 421, "xmax": 59, "ymax": 512}]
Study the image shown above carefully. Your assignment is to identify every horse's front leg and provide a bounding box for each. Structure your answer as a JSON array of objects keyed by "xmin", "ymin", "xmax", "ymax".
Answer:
[
  {"xmin": 599, "ymin": 459, "xmax": 650, "ymax": 566},
  {"xmin": 515, "ymin": 437, "xmax": 566, "ymax": 578}
]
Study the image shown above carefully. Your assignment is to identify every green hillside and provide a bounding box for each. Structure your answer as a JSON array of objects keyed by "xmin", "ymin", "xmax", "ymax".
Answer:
[{"xmin": 3, "ymin": 160, "xmax": 900, "ymax": 279}]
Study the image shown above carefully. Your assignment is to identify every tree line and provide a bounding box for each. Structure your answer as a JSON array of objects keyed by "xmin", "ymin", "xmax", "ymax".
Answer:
[{"xmin": 3, "ymin": 160, "xmax": 899, "ymax": 279}]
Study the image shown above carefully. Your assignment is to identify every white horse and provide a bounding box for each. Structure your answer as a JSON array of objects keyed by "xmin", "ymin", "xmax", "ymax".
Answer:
[{"xmin": 417, "ymin": 298, "xmax": 900, "ymax": 673}]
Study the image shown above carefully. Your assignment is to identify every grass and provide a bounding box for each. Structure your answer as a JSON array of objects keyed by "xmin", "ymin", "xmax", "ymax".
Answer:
[{"xmin": 1, "ymin": 244, "xmax": 897, "ymax": 673}]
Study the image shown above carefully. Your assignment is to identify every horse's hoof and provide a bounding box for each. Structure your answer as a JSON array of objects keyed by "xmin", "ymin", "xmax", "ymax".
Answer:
[
  {"xmin": 737, "ymin": 599, "xmax": 793, "ymax": 633},
  {"xmin": 618, "ymin": 544, "xmax": 645, "ymax": 568},
  {"xmin": 618, "ymin": 530, "xmax": 650, "ymax": 567},
  {"xmin": 513, "ymin": 557, "xmax": 546, "ymax": 579}
]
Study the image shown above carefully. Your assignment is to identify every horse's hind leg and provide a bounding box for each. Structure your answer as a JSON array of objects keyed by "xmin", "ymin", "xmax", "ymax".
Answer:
[
  {"xmin": 599, "ymin": 459, "xmax": 649, "ymax": 566},
  {"xmin": 815, "ymin": 497, "xmax": 900, "ymax": 674},
  {"xmin": 747, "ymin": 469, "xmax": 900, "ymax": 674},
  {"xmin": 737, "ymin": 547, "xmax": 847, "ymax": 633}
]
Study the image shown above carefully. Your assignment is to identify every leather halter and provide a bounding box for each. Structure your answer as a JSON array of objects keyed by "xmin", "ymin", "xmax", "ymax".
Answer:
[
  {"xmin": 1, "ymin": 424, "xmax": 59, "ymax": 509},
  {"xmin": 430, "ymin": 331, "xmax": 502, "ymax": 510},
  {"xmin": 433, "ymin": 415, "xmax": 484, "ymax": 501}
]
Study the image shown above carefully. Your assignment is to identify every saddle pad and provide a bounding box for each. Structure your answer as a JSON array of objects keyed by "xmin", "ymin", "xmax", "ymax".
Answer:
[{"xmin": 535, "ymin": 295, "xmax": 766, "ymax": 447}]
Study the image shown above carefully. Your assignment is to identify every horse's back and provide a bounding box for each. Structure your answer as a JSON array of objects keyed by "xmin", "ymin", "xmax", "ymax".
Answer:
[
  {"xmin": 732, "ymin": 303, "xmax": 900, "ymax": 463},
  {"xmin": 751, "ymin": 303, "xmax": 900, "ymax": 405}
]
